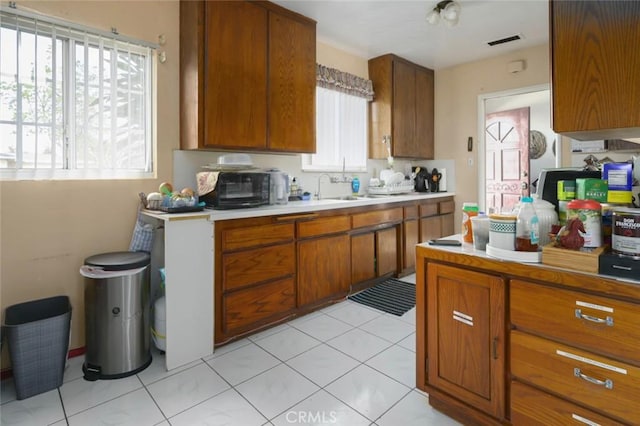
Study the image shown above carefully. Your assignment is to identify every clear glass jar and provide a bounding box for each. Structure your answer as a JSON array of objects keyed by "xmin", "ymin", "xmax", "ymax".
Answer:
[{"xmin": 515, "ymin": 196, "xmax": 540, "ymax": 251}]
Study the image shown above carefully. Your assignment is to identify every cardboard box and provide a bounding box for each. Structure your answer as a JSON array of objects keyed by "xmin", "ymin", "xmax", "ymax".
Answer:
[
  {"xmin": 557, "ymin": 180, "xmax": 576, "ymax": 201},
  {"xmin": 607, "ymin": 190, "xmax": 633, "ymax": 204},
  {"xmin": 542, "ymin": 243, "xmax": 606, "ymax": 274},
  {"xmin": 576, "ymin": 178, "xmax": 608, "ymax": 202},
  {"xmin": 603, "ymin": 163, "xmax": 633, "ymax": 191}
]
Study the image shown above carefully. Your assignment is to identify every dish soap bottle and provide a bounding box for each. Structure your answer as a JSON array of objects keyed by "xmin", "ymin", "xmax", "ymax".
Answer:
[
  {"xmin": 351, "ymin": 176, "xmax": 360, "ymax": 195},
  {"xmin": 515, "ymin": 196, "xmax": 540, "ymax": 251}
]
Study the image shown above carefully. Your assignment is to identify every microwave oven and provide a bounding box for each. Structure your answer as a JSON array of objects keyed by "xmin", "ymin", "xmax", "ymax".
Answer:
[{"xmin": 199, "ymin": 171, "xmax": 270, "ymax": 209}]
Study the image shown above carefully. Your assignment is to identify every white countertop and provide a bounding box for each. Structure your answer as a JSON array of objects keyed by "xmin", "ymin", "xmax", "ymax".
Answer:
[
  {"xmin": 142, "ymin": 192, "xmax": 455, "ymax": 222},
  {"xmin": 418, "ymin": 235, "xmax": 640, "ymax": 286}
]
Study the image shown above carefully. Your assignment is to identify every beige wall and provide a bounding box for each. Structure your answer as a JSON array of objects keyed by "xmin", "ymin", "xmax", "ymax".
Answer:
[
  {"xmin": 0, "ymin": 1, "xmax": 180, "ymax": 367},
  {"xmin": 435, "ymin": 44, "xmax": 550, "ymax": 228},
  {"xmin": 317, "ymin": 41, "xmax": 369, "ymax": 79}
]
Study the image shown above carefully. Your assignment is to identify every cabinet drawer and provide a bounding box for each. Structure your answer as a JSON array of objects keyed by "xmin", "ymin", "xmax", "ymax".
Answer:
[
  {"xmin": 352, "ymin": 207, "xmax": 403, "ymax": 229},
  {"xmin": 511, "ymin": 381, "xmax": 625, "ymax": 426},
  {"xmin": 419, "ymin": 203, "xmax": 438, "ymax": 217},
  {"xmin": 404, "ymin": 205, "xmax": 418, "ymax": 220},
  {"xmin": 224, "ymin": 277, "xmax": 295, "ymax": 333},
  {"xmin": 297, "ymin": 215, "xmax": 351, "ymax": 238},
  {"xmin": 222, "ymin": 223, "xmax": 294, "ymax": 251},
  {"xmin": 223, "ymin": 242, "xmax": 295, "ymax": 291},
  {"xmin": 511, "ymin": 280, "xmax": 640, "ymax": 362},
  {"xmin": 439, "ymin": 199, "xmax": 455, "ymax": 214},
  {"xmin": 511, "ymin": 331, "xmax": 640, "ymax": 423}
]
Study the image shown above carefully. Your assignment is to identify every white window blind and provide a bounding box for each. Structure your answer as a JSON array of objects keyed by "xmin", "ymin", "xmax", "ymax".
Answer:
[
  {"xmin": 302, "ymin": 87, "xmax": 368, "ymax": 172},
  {"xmin": 0, "ymin": 6, "xmax": 155, "ymax": 180}
]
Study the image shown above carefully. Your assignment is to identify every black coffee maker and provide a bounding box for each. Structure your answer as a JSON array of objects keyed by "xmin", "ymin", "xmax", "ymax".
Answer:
[{"xmin": 413, "ymin": 167, "xmax": 431, "ymax": 192}]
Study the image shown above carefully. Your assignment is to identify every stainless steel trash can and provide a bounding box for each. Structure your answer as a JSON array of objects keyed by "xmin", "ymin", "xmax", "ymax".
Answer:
[{"xmin": 80, "ymin": 251, "xmax": 152, "ymax": 381}]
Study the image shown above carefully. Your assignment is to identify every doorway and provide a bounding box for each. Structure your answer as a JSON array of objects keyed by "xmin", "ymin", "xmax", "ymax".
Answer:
[{"xmin": 477, "ymin": 84, "xmax": 560, "ymax": 213}]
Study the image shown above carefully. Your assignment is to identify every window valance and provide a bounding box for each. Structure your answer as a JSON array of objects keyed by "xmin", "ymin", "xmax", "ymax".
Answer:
[{"xmin": 316, "ymin": 64, "xmax": 374, "ymax": 101}]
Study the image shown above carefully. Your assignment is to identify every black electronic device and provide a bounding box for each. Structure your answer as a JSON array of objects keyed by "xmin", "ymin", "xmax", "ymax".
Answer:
[
  {"xmin": 428, "ymin": 239, "xmax": 462, "ymax": 246},
  {"xmin": 535, "ymin": 167, "xmax": 602, "ymax": 212}
]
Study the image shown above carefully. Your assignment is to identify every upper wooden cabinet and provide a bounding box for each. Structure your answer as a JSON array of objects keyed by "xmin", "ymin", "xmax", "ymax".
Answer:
[
  {"xmin": 550, "ymin": 0, "xmax": 640, "ymax": 140},
  {"xmin": 180, "ymin": 1, "xmax": 316, "ymax": 152},
  {"xmin": 368, "ymin": 54, "xmax": 434, "ymax": 159}
]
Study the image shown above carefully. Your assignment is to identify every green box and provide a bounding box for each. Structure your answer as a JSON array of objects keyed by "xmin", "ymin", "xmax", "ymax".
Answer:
[
  {"xmin": 576, "ymin": 178, "xmax": 608, "ymax": 202},
  {"xmin": 557, "ymin": 180, "xmax": 576, "ymax": 201}
]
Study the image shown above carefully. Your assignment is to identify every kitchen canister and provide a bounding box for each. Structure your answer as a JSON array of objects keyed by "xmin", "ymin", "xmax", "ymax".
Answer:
[
  {"xmin": 489, "ymin": 214, "xmax": 517, "ymax": 250},
  {"xmin": 567, "ymin": 199, "xmax": 602, "ymax": 248},
  {"xmin": 611, "ymin": 208, "xmax": 640, "ymax": 257}
]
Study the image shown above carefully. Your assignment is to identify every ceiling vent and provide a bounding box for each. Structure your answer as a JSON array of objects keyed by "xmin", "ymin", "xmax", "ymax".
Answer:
[{"xmin": 487, "ymin": 34, "xmax": 522, "ymax": 47}]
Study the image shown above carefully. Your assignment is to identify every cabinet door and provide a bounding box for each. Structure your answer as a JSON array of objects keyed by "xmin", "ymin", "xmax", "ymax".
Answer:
[
  {"xmin": 351, "ymin": 233, "xmax": 376, "ymax": 284},
  {"xmin": 440, "ymin": 213, "xmax": 454, "ymax": 238},
  {"xmin": 420, "ymin": 216, "xmax": 441, "ymax": 243},
  {"xmin": 551, "ymin": 0, "xmax": 640, "ymax": 139},
  {"xmin": 298, "ymin": 234, "xmax": 350, "ymax": 306},
  {"xmin": 204, "ymin": 1, "xmax": 267, "ymax": 149},
  {"xmin": 427, "ymin": 263, "xmax": 505, "ymax": 419},
  {"xmin": 403, "ymin": 219, "xmax": 419, "ymax": 270},
  {"xmin": 376, "ymin": 226, "xmax": 398, "ymax": 276},
  {"xmin": 414, "ymin": 67, "xmax": 434, "ymax": 159},
  {"xmin": 392, "ymin": 60, "xmax": 416, "ymax": 157},
  {"xmin": 268, "ymin": 11, "xmax": 316, "ymax": 153}
]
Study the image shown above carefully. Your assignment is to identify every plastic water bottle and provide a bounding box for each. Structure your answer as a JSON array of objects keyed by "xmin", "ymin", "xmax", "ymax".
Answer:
[{"xmin": 515, "ymin": 196, "xmax": 540, "ymax": 251}]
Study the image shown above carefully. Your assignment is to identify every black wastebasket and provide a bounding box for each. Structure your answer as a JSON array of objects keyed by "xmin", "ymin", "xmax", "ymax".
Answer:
[{"xmin": 3, "ymin": 295, "xmax": 72, "ymax": 400}]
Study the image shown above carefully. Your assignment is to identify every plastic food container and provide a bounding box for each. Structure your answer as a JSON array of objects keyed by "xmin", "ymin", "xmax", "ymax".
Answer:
[
  {"xmin": 567, "ymin": 199, "xmax": 602, "ymax": 248},
  {"xmin": 489, "ymin": 214, "xmax": 517, "ymax": 251}
]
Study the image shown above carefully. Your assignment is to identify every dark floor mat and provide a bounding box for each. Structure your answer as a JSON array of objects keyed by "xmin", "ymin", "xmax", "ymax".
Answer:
[{"xmin": 348, "ymin": 278, "xmax": 415, "ymax": 316}]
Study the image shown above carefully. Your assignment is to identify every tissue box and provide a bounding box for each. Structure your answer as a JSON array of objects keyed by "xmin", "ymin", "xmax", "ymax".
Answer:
[{"xmin": 603, "ymin": 163, "xmax": 633, "ymax": 191}]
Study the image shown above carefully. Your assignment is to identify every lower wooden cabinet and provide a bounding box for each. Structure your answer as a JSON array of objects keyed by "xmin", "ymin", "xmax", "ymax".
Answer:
[
  {"xmin": 351, "ymin": 232, "xmax": 375, "ymax": 283},
  {"xmin": 417, "ymin": 242, "xmax": 640, "ymax": 425},
  {"xmin": 215, "ymin": 196, "xmax": 453, "ymax": 344},
  {"xmin": 425, "ymin": 262, "xmax": 506, "ymax": 421},
  {"xmin": 224, "ymin": 277, "xmax": 295, "ymax": 332},
  {"xmin": 350, "ymin": 208, "xmax": 403, "ymax": 288},
  {"xmin": 216, "ymin": 218, "xmax": 297, "ymax": 344},
  {"xmin": 511, "ymin": 381, "xmax": 626, "ymax": 426},
  {"xmin": 376, "ymin": 226, "xmax": 398, "ymax": 276},
  {"xmin": 419, "ymin": 198, "xmax": 455, "ymax": 243},
  {"xmin": 511, "ymin": 330, "xmax": 640, "ymax": 424},
  {"xmin": 298, "ymin": 233, "xmax": 350, "ymax": 307},
  {"xmin": 402, "ymin": 206, "xmax": 419, "ymax": 271}
]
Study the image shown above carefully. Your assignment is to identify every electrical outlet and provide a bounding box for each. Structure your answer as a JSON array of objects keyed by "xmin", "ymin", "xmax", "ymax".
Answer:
[{"xmin": 467, "ymin": 158, "xmax": 474, "ymax": 166}]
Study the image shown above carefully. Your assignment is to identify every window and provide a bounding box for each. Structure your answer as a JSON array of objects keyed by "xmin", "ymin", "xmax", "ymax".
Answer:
[
  {"xmin": 302, "ymin": 65, "xmax": 373, "ymax": 173},
  {"xmin": 0, "ymin": 7, "xmax": 155, "ymax": 180}
]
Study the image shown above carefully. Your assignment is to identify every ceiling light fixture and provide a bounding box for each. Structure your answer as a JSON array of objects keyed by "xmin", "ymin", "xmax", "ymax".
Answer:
[{"xmin": 426, "ymin": 0, "xmax": 462, "ymax": 27}]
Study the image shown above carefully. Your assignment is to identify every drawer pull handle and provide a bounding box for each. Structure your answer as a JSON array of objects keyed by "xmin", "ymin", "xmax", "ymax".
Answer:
[
  {"xmin": 574, "ymin": 368, "xmax": 613, "ymax": 389},
  {"xmin": 575, "ymin": 309, "xmax": 613, "ymax": 326}
]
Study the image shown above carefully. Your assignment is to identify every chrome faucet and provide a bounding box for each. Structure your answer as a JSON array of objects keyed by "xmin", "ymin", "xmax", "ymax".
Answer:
[{"xmin": 316, "ymin": 173, "xmax": 332, "ymax": 200}]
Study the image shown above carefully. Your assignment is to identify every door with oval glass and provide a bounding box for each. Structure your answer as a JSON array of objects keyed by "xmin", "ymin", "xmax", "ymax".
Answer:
[{"xmin": 485, "ymin": 107, "xmax": 530, "ymax": 213}]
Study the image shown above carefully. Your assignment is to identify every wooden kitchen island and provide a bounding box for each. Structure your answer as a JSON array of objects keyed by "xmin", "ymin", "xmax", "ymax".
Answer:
[{"xmin": 416, "ymin": 241, "xmax": 640, "ymax": 425}]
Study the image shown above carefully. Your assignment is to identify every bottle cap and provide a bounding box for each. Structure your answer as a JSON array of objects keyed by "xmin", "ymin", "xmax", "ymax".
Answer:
[
  {"xmin": 462, "ymin": 202, "xmax": 479, "ymax": 211},
  {"xmin": 521, "ymin": 196, "xmax": 533, "ymax": 203}
]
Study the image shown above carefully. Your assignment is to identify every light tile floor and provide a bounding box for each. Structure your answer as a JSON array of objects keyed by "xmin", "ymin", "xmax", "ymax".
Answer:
[{"xmin": 0, "ymin": 274, "xmax": 461, "ymax": 426}]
